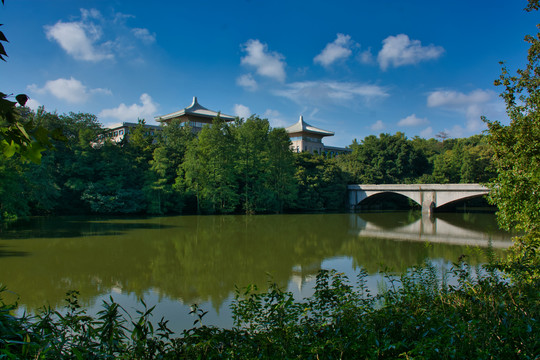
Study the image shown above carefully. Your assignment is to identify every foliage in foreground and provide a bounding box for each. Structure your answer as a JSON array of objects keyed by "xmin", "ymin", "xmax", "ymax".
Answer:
[
  {"xmin": 483, "ymin": 4, "xmax": 540, "ymax": 283},
  {"xmin": 1, "ymin": 261, "xmax": 538, "ymax": 359}
]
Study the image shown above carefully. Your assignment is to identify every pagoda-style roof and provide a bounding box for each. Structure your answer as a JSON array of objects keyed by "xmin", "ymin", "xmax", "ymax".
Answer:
[
  {"xmin": 155, "ymin": 97, "xmax": 235, "ymax": 123},
  {"xmin": 285, "ymin": 116, "xmax": 334, "ymax": 137}
]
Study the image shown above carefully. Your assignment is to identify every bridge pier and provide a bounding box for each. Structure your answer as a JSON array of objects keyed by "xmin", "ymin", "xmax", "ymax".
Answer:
[{"xmin": 420, "ymin": 190, "xmax": 435, "ymax": 215}]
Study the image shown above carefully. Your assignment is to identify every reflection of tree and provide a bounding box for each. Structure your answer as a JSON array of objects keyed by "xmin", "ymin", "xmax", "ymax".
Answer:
[
  {"xmin": 0, "ymin": 214, "xmax": 508, "ymax": 311},
  {"xmin": 340, "ymin": 237, "xmax": 496, "ymax": 274}
]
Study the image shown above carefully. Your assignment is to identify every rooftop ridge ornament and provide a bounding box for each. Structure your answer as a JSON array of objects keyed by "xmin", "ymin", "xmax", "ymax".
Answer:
[{"xmin": 187, "ymin": 96, "xmax": 207, "ymax": 111}]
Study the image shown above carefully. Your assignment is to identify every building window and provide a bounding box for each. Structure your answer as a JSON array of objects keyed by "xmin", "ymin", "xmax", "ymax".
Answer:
[
  {"xmin": 304, "ymin": 136, "xmax": 321, "ymax": 143},
  {"xmin": 119, "ymin": 130, "xmax": 124, "ymax": 135},
  {"xmin": 114, "ymin": 131, "xmax": 118, "ymax": 137}
]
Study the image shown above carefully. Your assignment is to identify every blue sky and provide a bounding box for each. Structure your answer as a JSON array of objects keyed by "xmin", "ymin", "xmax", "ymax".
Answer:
[{"xmin": 2, "ymin": 0, "xmax": 538, "ymax": 146}]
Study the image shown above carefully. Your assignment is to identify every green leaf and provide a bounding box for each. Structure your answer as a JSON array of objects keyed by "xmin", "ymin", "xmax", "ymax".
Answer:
[
  {"xmin": 24, "ymin": 142, "xmax": 44, "ymax": 164},
  {"xmin": 33, "ymin": 125, "xmax": 52, "ymax": 147},
  {"xmin": 14, "ymin": 121, "xmax": 31, "ymax": 141},
  {"xmin": 2, "ymin": 139, "xmax": 18, "ymax": 157}
]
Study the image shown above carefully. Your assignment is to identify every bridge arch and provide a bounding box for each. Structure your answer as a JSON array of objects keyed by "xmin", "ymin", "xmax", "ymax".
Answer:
[
  {"xmin": 348, "ymin": 184, "xmax": 490, "ymax": 214},
  {"xmin": 355, "ymin": 191, "xmax": 422, "ymax": 211},
  {"xmin": 435, "ymin": 193, "xmax": 491, "ymax": 210},
  {"xmin": 355, "ymin": 190, "xmax": 422, "ymax": 208}
]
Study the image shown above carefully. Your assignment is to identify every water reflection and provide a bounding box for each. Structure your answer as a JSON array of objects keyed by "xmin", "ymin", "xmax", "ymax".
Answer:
[
  {"xmin": 0, "ymin": 213, "xmax": 511, "ymax": 323},
  {"xmin": 352, "ymin": 212, "xmax": 510, "ymax": 248}
]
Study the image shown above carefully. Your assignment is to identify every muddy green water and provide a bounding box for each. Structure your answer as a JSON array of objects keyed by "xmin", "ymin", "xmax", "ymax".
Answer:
[{"xmin": 0, "ymin": 212, "xmax": 511, "ymax": 333}]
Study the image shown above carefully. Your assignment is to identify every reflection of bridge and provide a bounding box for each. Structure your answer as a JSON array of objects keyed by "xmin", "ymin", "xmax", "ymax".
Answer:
[
  {"xmin": 349, "ymin": 214, "xmax": 511, "ymax": 249},
  {"xmin": 348, "ymin": 184, "xmax": 490, "ymax": 214}
]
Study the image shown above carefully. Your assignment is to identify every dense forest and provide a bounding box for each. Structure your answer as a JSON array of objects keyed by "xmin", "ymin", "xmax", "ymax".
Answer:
[{"xmin": 0, "ymin": 107, "xmax": 495, "ymax": 221}]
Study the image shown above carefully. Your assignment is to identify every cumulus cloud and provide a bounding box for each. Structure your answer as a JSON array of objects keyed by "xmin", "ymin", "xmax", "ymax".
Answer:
[
  {"xmin": 427, "ymin": 89, "xmax": 498, "ymax": 133},
  {"xmin": 371, "ymin": 120, "xmax": 385, "ymax": 131},
  {"xmin": 45, "ymin": 12, "xmax": 114, "ymax": 62},
  {"xmin": 241, "ymin": 39, "xmax": 286, "ymax": 82},
  {"xmin": 236, "ymin": 73, "xmax": 258, "ymax": 91},
  {"xmin": 398, "ymin": 114, "xmax": 428, "ymax": 127},
  {"xmin": 377, "ymin": 34, "xmax": 444, "ymax": 70},
  {"xmin": 28, "ymin": 77, "xmax": 111, "ymax": 103},
  {"xmin": 25, "ymin": 98, "xmax": 41, "ymax": 112},
  {"xmin": 274, "ymin": 80, "xmax": 389, "ymax": 105},
  {"xmin": 234, "ymin": 104, "xmax": 252, "ymax": 119},
  {"xmin": 45, "ymin": 8, "xmax": 156, "ymax": 62},
  {"xmin": 99, "ymin": 93, "xmax": 158, "ymax": 122},
  {"xmin": 314, "ymin": 33, "xmax": 355, "ymax": 67}
]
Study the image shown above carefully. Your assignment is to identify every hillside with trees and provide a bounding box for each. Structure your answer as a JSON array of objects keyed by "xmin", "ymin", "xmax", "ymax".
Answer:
[{"xmin": 0, "ymin": 106, "xmax": 496, "ymax": 222}]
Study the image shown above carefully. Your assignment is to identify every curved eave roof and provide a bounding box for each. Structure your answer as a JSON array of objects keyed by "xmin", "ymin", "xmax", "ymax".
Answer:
[
  {"xmin": 155, "ymin": 97, "xmax": 235, "ymax": 122},
  {"xmin": 285, "ymin": 116, "xmax": 334, "ymax": 137}
]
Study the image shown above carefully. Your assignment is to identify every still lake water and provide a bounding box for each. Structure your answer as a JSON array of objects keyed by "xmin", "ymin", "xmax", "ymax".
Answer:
[{"xmin": 0, "ymin": 212, "xmax": 511, "ymax": 333}]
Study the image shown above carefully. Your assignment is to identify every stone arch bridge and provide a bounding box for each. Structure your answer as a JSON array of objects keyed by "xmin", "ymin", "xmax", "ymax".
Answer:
[{"xmin": 348, "ymin": 184, "xmax": 490, "ymax": 214}]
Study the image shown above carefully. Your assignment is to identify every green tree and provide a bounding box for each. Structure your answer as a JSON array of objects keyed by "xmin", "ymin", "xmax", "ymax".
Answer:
[
  {"xmin": 266, "ymin": 127, "xmax": 298, "ymax": 213},
  {"xmin": 293, "ymin": 153, "xmax": 347, "ymax": 211},
  {"xmin": 233, "ymin": 116, "xmax": 272, "ymax": 214},
  {"xmin": 340, "ymin": 133, "xmax": 428, "ymax": 184},
  {"xmin": 181, "ymin": 136, "xmax": 205, "ymax": 213},
  {"xmin": 0, "ymin": 156, "xmax": 29, "ymax": 221},
  {"xmin": 484, "ymin": 3, "xmax": 540, "ymax": 282},
  {"xmin": 432, "ymin": 145, "xmax": 463, "ymax": 183},
  {"xmin": 147, "ymin": 120, "xmax": 193, "ymax": 213},
  {"xmin": 182, "ymin": 116, "xmax": 238, "ymax": 213}
]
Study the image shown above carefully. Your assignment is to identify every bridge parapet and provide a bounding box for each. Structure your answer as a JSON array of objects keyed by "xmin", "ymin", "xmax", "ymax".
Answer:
[{"xmin": 348, "ymin": 184, "xmax": 490, "ymax": 214}]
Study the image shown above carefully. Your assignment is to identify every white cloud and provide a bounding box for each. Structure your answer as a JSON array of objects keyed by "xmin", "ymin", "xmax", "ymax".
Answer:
[
  {"xmin": 371, "ymin": 120, "xmax": 385, "ymax": 131},
  {"xmin": 236, "ymin": 73, "xmax": 258, "ymax": 91},
  {"xmin": 427, "ymin": 89, "xmax": 499, "ymax": 133},
  {"xmin": 132, "ymin": 28, "xmax": 156, "ymax": 44},
  {"xmin": 45, "ymin": 20, "xmax": 113, "ymax": 62},
  {"xmin": 420, "ymin": 126, "xmax": 433, "ymax": 138},
  {"xmin": 314, "ymin": 33, "xmax": 354, "ymax": 67},
  {"xmin": 99, "ymin": 93, "xmax": 158, "ymax": 122},
  {"xmin": 241, "ymin": 39, "xmax": 286, "ymax": 82},
  {"xmin": 114, "ymin": 12, "xmax": 135, "ymax": 24},
  {"xmin": 234, "ymin": 104, "xmax": 252, "ymax": 119},
  {"xmin": 358, "ymin": 48, "xmax": 374, "ymax": 64},
  {"xmin": 427, "ymin": 89, "xmax": 492, "ymax": 108},
  {"xmin": 274, "ymin": 80, "xmax": 389, "ymax": 105},
  {"xmin": 377, "ymin": 34, "xmax": 444, "ymax": 71},
  {"xmin": 444, "ymin": 125, "xmax": 466, "ymax": 138},
  {"xmin": 45, "ymin": 8, "xmax": 157, "ymax": 62},
  {"xmin": 81, "ymin": 8, "xmax": 102, "ymax": 21},
  {"xmin": 398, "ymin": 114, "xmax": 428, "ymax": 127},
  {"xmin": 28, "ymin": 77, "xmax": 111, "ymax": 103},
  {"xmin": 25, "ymin": 98, "xmax": 41, "ymax": 112},
  {"xmin": 263, "ymin": 109, "xmax": 288, "ymax": 128}
]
